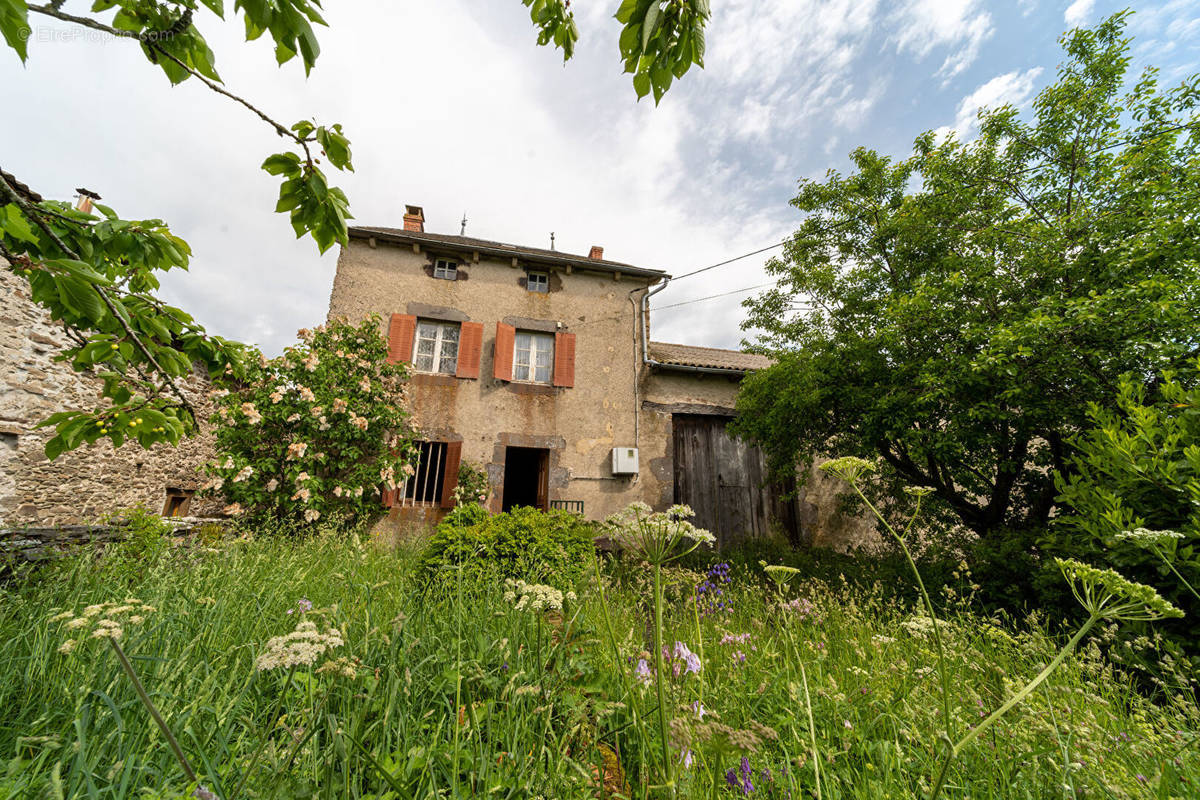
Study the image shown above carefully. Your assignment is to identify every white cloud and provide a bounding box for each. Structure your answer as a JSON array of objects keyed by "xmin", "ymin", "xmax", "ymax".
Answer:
[
  {"xmin": 2, "ymin": 1, "xmax": 1194, "ymax": 354},
  {"xmin": 945, "ymin": 67, "xmax": 1044, "ymax": 138},
  {"xmin": 1064, "ymin": 0, "xmax": 1095, "ymax": 27},
  {"xmin": 891, "ymin": 0, "xmax": 994, "ymax": 81}
]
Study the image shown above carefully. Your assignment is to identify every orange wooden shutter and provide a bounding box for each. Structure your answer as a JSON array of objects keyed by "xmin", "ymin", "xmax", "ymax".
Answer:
[
  {"xmin": 439, "ymin": 441, "xmax": 463, "ymax": 509},
  {"xmin": 456, "ymin": 321, "xmax": 484, "ymax": 379},
  {"xmin": 553, "ymin": 331, "xmax": 576, "ymax": 388},
  {"xmin": 387, "ymin": 314, "xmax": 416, "ymax": 364},
  {"xmin": 494, "ymin": 322, "xmax": 515, "ymax": 381}
]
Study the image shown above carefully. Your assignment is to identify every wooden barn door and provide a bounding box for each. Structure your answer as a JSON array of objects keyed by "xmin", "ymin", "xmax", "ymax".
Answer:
[{"xmin": 673, "ymin": 414, "xmax": 797, "ymax": 548}]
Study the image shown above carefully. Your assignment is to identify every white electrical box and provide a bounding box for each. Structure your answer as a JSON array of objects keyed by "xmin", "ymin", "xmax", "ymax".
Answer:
[{"xmin": 611, "ymin": 447, "xmax": 639, "ymax": 475}]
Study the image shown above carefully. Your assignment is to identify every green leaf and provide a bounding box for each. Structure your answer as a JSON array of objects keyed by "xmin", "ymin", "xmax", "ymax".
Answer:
[
  {"xmin": 47, "ymin": 258, "xmax": 113, "ymax": 286},
  {"xmin": 262, "ymin": 152, "xmax": 302, "ymax": 176},
  {"xmin": 632, "ymin": 71, "xmax": 651, "ymax": 100},
  {"xmin": 55, "ymin": 275, "xmax": 107, "ymax": 323},
  {"xmin": 614, "ymin": 0, "xmax": 639, "ymax": 24},
  {"xmin": 44, "ymin": 434, "xmax": 66, "ymax": 461},
  {"xmin": 0, "ymin": 0, "xmax": 28, "ymax": 62},
  {"xmin": 640, "ymin": 2, "xmax": 661, "ymax": 51},
  {"xmin": 1, "ymin": 203, "xmax": 37, "ymax": 243}
]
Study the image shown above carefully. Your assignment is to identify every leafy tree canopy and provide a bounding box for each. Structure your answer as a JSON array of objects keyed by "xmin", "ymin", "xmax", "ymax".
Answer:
[
  {"xmin": 736, "ymin": 13, "xmax": 1200, "ymax": 536},
  {"xmin": 0, "ymin": 0, "xmax": 709, "ymax": 458}
]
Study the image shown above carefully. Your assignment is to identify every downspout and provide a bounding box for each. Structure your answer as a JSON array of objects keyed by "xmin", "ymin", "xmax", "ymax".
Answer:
[
  {"xmin": 641, "ymin": 275, "xmax": 672, "ymax": 367},
  {"xmin": 629, "ymin": 274, "xmax": 671, "ymax": 474}
]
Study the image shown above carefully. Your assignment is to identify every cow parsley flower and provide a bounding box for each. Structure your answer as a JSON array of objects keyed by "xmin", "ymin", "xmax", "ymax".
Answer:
[
  {"xmin": 1055, "ymin": 558, "xmax": 1183, "ymax": 621},
  {"xmin": 1115, "ymin": 528, "xmax": 1186, "ymax": 547},
  {"xmin": 759, "ymin": 562, "xmax": 802, "ymax": 587},
  {"xmin": 255, "ymin": 620, "xmax": 344, "ymax": 671},
  {"xmin": 605, "ymin": 502, "xmax": 715, "ymax": 563},
  {"xmin": 819, "ymin": 456, "xmax": 875, "ymax": 483},
  {"xmin": 505, "ymin": 579, "xmax": 567, "ymax": 613}
]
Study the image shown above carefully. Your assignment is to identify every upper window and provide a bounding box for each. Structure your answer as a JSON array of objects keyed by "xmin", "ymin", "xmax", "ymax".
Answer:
[
  {"xmin": 433, "ymin": 259, "xmax": 458, "ymax": 280},
  {"xmin": 527, "ymin": 271, "xmax": 549, "ymax": 293},
  {"xmin": 413, "ymin": 320, "xmax": 460, "ymax": 374},
  {"xmin": 513, "ymin": 331, "xmax": 554, "ymax": 383}
]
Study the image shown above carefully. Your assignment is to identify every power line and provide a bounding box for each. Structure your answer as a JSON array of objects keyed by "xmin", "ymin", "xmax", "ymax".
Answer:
[
  {"xmin": 654, "ymin": 282, "xmax": 781, "ymax": 311},
  {"xmin": 670, "ymin": 242, "xmax": 785, "ymax": 281}
]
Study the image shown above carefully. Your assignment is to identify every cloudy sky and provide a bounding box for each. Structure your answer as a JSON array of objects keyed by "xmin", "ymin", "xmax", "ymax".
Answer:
[{"xmin": 3, "ymin": 0, "xmax": 1198, "ymax": 354}]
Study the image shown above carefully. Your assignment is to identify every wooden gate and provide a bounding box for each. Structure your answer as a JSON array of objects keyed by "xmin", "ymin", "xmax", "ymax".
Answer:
[{"xmin": 672, "ymin": 414, "xmax": 800, "ymax": 548}]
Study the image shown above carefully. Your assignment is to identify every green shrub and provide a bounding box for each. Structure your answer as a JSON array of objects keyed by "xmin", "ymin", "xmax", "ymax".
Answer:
[
  {"xmin": 1049, "ymin": 365, "xmax": 1200, "ymax": 663},
  {"xmin": 420, "ymin": 506, "xmax": 596, "ymax": 585}
]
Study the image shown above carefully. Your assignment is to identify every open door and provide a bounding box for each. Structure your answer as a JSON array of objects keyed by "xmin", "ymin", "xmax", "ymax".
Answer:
[{"xmin": 502, "ymin": 446, "xmax": 550, "ymax": 512}]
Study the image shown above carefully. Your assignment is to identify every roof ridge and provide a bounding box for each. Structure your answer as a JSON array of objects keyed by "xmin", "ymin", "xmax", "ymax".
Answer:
[{"xmin": 349, "ymin": 225, "xmax": 662, "ymax": 275}]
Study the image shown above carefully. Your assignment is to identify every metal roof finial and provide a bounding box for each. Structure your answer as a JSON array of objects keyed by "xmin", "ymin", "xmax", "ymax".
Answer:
[
  {"xmin": 460, "ymin": 212, "xmax": 467, "ymax": 236},
  {"xmin": 550, "ymin": 231, "xmax": 555, "ymax": 250}
]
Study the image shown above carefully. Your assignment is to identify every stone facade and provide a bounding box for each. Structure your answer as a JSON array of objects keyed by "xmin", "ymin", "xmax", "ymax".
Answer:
[
  {"xmin": 0, "ymin": 265, "xmax": 220, "ymax": 527},
  {"xmin": 329, "ymin": 216, "xmax": 876, "ymax": 550}
]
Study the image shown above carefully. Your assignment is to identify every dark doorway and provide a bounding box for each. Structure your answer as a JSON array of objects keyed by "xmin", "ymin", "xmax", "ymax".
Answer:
[
  {"xmin": 672, "ymin": 414, "xmax": 801, "ymax": 548},
  {"xmin": 502, "ymin": 447, "xmax": 550, "ymax": 511}
]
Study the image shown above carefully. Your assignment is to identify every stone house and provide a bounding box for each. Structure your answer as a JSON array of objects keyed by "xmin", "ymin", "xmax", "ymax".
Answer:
[
  {"xmin": 330, "ymin": 206, "xmax": 871, "ymax": 548},
  {"xmin": 0, "ymin": 266, "xmax": 221, "ymax": 527}
]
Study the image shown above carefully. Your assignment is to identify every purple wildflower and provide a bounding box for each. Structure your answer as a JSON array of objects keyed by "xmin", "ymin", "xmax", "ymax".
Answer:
[
  {"xmin": 635, "ymin": 658, "xmax": 653, "ymax": 686},
  {"xmin": 674, "ymin": 641, "xmax": 702, "ymax": 675},
  {"xmin": 738, "ymin": 756, "xmax": 755, "ymax": 794},
  {"xmin": 193, "ymin": 787, "xmax": 216, "ymax": 800}
]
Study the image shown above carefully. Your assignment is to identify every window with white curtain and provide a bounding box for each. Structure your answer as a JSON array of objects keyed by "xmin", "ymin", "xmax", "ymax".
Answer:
[
  {"xmin": 513, "ymin": 331, "xmax": 554, "ymax": 383},
  {"xmin": 413, "ymin": 320, "xmax": 460, "ymax": 374}
]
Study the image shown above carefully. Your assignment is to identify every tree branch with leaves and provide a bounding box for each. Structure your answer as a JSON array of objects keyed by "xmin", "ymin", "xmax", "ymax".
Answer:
[{"xmin": 0, "ymin": 0, "xmax": 709, "ymax": 458}]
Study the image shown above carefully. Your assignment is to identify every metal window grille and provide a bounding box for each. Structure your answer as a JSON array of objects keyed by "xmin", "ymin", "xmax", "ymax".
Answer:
[
  {"xmin": 398, "ymin": 441, "xmax": 448, "ymax": 506},
  {"xmin": 433, "ymin": 259, "xmax": 458, "ymax": 280},
  {"xmin": 527, "ymin": 272, "xmax": 549, "ymax": 293},
  {"xmin": 513, "ymin": 331, "xmax": 554, "ymax": 383},
  {"xmin": 413, "ymin": 321, "xmax": 460, "ymax": 374}
]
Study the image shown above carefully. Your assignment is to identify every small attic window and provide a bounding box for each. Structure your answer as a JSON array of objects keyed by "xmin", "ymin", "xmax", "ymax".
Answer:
[
  {"xmin": 527, "ymin": 271, "xmax": 549, "ymax": 293},
  {"xmin": 433, "ymin": 259, "xmax": 458, "ymax": 280}
]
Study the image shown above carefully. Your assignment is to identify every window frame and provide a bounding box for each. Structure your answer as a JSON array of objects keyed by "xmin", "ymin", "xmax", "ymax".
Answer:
[
  {"xmin": 433, "ymin": 258, "xmax": 458, "ymax": 280},
  {"xmin": 398, "ymin": 440, "xmax": 448, "ymax": 506},
  {"xmin": 412, "ymin": 319, "xmax": 461, "ymax": 375},
  {"xmin": 512, "ymin": 330, "xmax": 555, "ymax": 384},
  {"xmin": 527, "ymin": 271, "xmax": 549, "ymax": 293}
]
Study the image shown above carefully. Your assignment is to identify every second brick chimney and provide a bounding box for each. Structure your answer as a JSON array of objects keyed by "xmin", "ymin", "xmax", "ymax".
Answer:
[
  {"xmin": 403, "ymin": 205, "xmax": 425, "ymax": 233},
  {"xmin": 588, "ymin": 245, "xmax": 604, "ymax": 260}
]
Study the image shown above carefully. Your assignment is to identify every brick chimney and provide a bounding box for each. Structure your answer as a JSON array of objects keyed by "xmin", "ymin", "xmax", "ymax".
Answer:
[
  {"xmin": 403, "ymin": 205, "xmax": 425, "ymax": 233},
  {"xmin": 588, "ymin": 245, "xmax": 604, "ymax": 260}
]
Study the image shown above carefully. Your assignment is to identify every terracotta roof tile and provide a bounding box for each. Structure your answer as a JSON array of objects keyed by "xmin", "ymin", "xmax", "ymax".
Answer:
[{"xmin": 648, "ymin": 341, "xmax": 772, "ymax": 373}]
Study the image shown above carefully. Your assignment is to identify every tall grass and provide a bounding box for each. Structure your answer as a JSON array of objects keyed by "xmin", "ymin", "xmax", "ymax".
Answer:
[{"xmin": 0, "ymin": 528, "xmax": 1196, "ymax": 799}]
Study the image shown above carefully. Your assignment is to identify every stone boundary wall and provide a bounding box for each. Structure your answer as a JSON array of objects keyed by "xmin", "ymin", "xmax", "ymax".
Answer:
[
  {"xmin": 1, "ymin": 516, "xmax": 227, "ymax": 563},
  {"xmin": 0, "ymin": 265, "xmax": 222, "ymax": 526}
]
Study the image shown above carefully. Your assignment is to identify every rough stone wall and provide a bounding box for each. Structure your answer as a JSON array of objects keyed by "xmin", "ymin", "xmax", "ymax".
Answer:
[{"xmin": 0, "ymin": 266, "xmax": 221, "ymax": 527}]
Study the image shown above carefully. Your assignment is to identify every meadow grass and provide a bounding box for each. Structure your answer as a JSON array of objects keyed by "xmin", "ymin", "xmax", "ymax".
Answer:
[{"xmin": 0, "ymin": 529, "xmax": 1196, "ymax": 799}]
